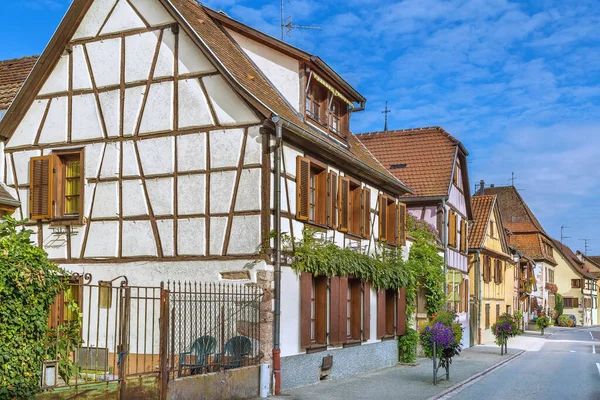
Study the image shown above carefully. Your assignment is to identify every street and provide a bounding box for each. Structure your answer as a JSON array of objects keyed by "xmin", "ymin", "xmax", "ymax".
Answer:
[
  {"xmin": 272, "ymin": 327, "xmax": 600, "ymax": 400},
  {"xmin": 448, "ymin": 327, "xmax": 600, "ymax": 400}
]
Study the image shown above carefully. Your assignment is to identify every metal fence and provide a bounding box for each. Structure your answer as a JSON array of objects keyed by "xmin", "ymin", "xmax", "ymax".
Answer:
[
  {"xmin": 166, "ymin": 281, "xmax": 263, "ymax": 378},
  {"xmin": 42, "ymin": 275, "xmax": 262, "ymax": 397}
]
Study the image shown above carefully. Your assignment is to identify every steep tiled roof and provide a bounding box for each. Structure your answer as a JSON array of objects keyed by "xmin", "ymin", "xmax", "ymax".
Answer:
[
  {"xmin": 481, "ymin": 186, "xmax": 545, "ymax": 234},
  {"xmin": 469, "ymin": 195, "xmax": 495, "ymax": 249},
  {"xmin": 357, "ymin": 127, "xmax": 461, "ymax": 197},
  {"xmin": 509, "ymin": 234, "xmax": 545, "ymax": 260},
  {"xmin": 169, "ymin": 0, "xmax": 403, "ymax": 189},
  {"xmin": 589, "ymin": 256, "xmax": 600, "ymax": 266},
  {"xmin": 552, "ymin": 239, "xmax": 597, "ymax": 279},
  {"xmin": 0, "ymin": 56, "xmax": 37, "ymax": 110}
]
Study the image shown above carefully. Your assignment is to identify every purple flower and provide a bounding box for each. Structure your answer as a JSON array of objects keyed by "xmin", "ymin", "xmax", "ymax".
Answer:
[{"xmin": 422, "ymin": 322, "xmax": 455, "ymax": 350}]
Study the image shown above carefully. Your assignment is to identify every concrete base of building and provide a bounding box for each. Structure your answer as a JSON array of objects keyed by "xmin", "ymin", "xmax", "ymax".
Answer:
[{"xmin": 280, "ymin": 340, "xmax": 398, "ymax": 391}]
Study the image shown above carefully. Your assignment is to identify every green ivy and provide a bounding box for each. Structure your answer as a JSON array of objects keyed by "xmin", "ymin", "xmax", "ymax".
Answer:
[
  {"xmin": 288, "ymin": 229, "xmax": 409, "ymax": 290},
  {"xmin": 0, "ymin": 216, "xmax": 74, "ymax": 399},
  {"xmin": 398, "ymin": 327, "xmax": 419, "ymax": 363}
]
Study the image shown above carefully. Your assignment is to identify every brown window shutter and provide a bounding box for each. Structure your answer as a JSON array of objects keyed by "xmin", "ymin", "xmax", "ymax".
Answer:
[
  {"xmin": 377, "ymin": 291, "xmax": 385, "ymax": 339},
  {"xmin": 350, "ymin": 280, "xmax": 362, "ymax": 340},
  {"xmin": 397, "ymin": 287, "xmax": 407, "ymax": 336},
  {"xmin": 315, "ymin": 277, "xmax": 327, "ymax": 344},
  {"xmin": 378, "ymin": 194, "xmax": 387, "ymax": 242},
  {"xmin": 329, "ymin": 276, "xmax": 340, "ymax": 344},
  {"xmin": 296, "ymin": 156, "xmax": 310, "ymax": 221},
  {"xmin": 339, "ymin": 277, "xmax": 348, "ymax": 342},
  {"xmin": 437, "ymin": 207, "xmax": 444, "ymax": 240},
  {"xmin": 300, "ymin": 272, "xmax": 312, "ymax": 348},
  {"xmin": 363, "ymin": 188, "xmax": 371, "ymax": 238},
  {"xmin": 397, "ymin": 202, "xmax": 407, "ymax": 246},
  {"xmin": 327, "ymin": 171, "xmax": 338, "ymax": 228},
  {"xmin": 338, "ymin": 177, "xmax": 350, "ymax": 232},
  {"xmin": 29, "ymin": 155, "xmax": 54, "ymax": 220},
  {"xmin": 363, "ymin": 281, "xmax": 371, "ymax": 341}
]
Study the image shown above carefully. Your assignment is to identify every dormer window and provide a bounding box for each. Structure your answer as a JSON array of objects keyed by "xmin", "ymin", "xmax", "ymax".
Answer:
[{"xmin": 305, "ymin": 76, "xmax": 350, "ymax": 138}]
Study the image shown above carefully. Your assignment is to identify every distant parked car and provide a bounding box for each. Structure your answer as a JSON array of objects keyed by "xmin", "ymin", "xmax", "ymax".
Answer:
[{"xmin": 566, "ymin": 314, "xmax": 577, "ymax": 327}]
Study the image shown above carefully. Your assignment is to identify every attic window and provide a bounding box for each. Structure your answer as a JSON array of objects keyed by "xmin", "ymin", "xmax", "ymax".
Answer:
[
  {"xmin": 305, "ymin": 78, "xmax": 349, "ymax": 138},
  {"xmin": 390, "ymin": 164, "xmax": 407, "ymax": 169}
]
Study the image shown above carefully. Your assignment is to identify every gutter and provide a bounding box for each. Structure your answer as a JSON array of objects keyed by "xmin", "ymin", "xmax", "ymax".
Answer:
[
  {"xmin": 274, "ymin": 118, "xmax": 413, "ymax": 195},
  {"xmin": 400, "ymin": 195, "xmax": 447, "ymax": 203}
]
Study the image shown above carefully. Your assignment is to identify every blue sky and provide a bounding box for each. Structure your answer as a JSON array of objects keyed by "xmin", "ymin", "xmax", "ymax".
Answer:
[{"xmin": 2, "ymin": 0, "xmax": 599, "ymax": 254}]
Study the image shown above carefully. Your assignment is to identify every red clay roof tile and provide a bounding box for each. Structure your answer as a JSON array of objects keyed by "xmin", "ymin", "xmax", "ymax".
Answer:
[
  {"xmin": 469, "ymin": 195, "xmax": 495, "ymax": 249},
  {"xmin": 357, "ymin": 127, "xmax": 461, "ymax": 197},
  {"xmin": 0, "ymin": 56, "xmax": 37, "ymax": 110}
]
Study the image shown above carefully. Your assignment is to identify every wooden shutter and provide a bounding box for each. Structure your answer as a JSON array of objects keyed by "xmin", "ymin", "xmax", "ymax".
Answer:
[
  {"xmin": 363, "ymin": 281, "xmax": 371, "ymax": 341},
  {"xmin": 30, "ymin": 155, "xmax": 54, "ymax": 220},
  {"xmin": 397, "ymin": 287, "xmax": 407, "ymax": 335},
  {"xmin": 339, "ymin": 277, "xmax": 348, "ymax": 342},
  {"xmin": 338, "ymin": 177, "xmax": 350, "ymax": 232},
  {"xmin": 300, "ymin": 272, "xmax": 312, "ymax": 348},
  {"xmin": 378, "ymin": 194, "xmax": 387, "ymax": 242},
  {"xmin": 397, "ymin": 202, "xmax": 407, "ymax": 246},
  {"xmin": 296, "ymin": 156, "xmax": 310, "ymax": 221},
  {"xmin": 498, "ymin": 261, "xmax": 503, "ymax": 284},
  {"xmin": 377, "ymin": 291, "xmax": 385, "ymax": 339},
  {"xmin": 330, "ymin": 276, "xmax": 340, "ymax": 344},
  {"xmin": 483, "ymin": 256, "xmax": 489, "ymax": 282},
  {"xmin": 326, "ymin": 171, "xmax": 338, "ymax": 228},
  {"xmin": 315, "ymin": 277, "xmax": 327, "ymax": 344},
  {"xmin": 437, "ymin": 207, "xmax": 444, "ymax": 241},
  {"xmin": 362, "ymin": 188, "xmax": 371, "ymax": 238}
]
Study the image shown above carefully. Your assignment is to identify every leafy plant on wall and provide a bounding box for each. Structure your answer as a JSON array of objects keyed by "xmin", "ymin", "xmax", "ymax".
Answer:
[{"xmin": 0, "ymin": 216, "xmax": 78, "ymax": 398}]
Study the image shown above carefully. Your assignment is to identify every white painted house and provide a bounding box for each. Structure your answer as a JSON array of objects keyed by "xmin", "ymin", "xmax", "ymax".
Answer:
[{"xmin": 0, "ymin": 0, "xmax": 416, "ymax": 394}]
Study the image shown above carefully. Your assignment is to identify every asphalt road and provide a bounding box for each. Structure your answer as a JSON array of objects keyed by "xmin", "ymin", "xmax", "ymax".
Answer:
[{"xmin": 449, "ymin": 327, "xmax": 600, "ymax": 400}]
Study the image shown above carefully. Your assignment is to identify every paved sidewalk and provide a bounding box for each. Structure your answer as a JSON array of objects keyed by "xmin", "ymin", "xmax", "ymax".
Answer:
[{"xmin": 268, "ymin": 346, "xmax": 525, "ymax": 400}]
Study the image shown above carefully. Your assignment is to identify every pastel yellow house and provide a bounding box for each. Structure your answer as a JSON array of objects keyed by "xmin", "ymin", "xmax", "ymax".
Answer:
[
  {"xmin": 552, "ymin": 240, "xmax": 598, "ymax": 327},
  {"xmin": 468, "ymin": 195, "xmax": 514, "ymax": 345}
]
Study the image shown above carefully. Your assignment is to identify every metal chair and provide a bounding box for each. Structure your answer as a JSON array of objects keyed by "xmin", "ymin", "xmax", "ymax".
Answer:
[{"xmin": 179, "ymin": 335, "xmax": 217, "ymax": 375}]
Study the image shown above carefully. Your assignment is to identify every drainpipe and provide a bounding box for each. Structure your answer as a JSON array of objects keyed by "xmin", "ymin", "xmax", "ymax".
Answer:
[
  {"xmin": 271, "ymin": 115, "xmax": 283, "ymax": 396},
  {"xmin": 442, "ymin": 198, "xmax": 448, "ymax": 302},
  {"xmin": 474, "ymin": 251, "xmax": 482, "ymax": 344}
]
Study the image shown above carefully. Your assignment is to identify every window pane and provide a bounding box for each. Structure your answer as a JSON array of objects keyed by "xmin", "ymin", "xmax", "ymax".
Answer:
[{"xmin": 65, "ymin": 159, "xmax": 80, "ymax": 215}]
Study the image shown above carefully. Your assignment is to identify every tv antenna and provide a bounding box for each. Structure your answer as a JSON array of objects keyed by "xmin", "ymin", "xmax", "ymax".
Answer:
[
  {"xmin": 579, "ymin": 238, "xmax": 592, "ymax": 255},
  {"xmin": 560, "ymin": 225, "xmax": 571, "ymax": 244},
  {"xmin": 382, "ymin": 101, "xmax": 391, "ymax": 132},
  {"xmin": 508, "ymin": 172, "xmax": 517, "ymax": 187},
  {"xmin": 280, "ymin": 0, "xmax": 321, "ymax": 41}
]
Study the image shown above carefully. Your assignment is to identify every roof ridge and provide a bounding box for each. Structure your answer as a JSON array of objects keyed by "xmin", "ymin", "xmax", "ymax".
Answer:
[
  {"xmin": 0, "ymin": 55, "xmax": 39, "ymax": 65},
  {"xmin": 359, "ymin": 125, "xmax": 460, "ymax": 143}
]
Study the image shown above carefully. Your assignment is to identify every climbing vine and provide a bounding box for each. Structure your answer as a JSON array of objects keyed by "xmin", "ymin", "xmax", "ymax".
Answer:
[{"xmin": 0, "ymin": 216, "xmax": 74, "ymax": 398}]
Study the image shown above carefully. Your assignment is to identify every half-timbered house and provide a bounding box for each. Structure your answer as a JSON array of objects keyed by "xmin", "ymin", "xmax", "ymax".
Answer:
[
  {"xmin": 483, "ymin": 186, "xmax": 558, "ymax": 322},
  {"xmin": 0, "ymin": 0, "xmax": 414, "ymax": 394},
  {"xmin": 358, "ymin": 127, "xmax": 473, "ymax": 348},
  {"xmin": 468, "ymin": 194, "xmax": 515, "ymax": 344}
]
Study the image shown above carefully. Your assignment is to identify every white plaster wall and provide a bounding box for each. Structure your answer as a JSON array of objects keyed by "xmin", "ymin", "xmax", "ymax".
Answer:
[
  {"xmin": 203, "ymin": 75, "xmax": 260, "ymax": 126},
  {"xmin": 100, "ymin": 0, "xmax": 145, "ymax": 35},
  {"xmin": 86, "ymin": 38, "xmax": 121, "ymax": 88},
  {"xmin": 178, "ymin": 78, "xmax": 214, "ymax": 129},
  {"xmin": 129, "ymin": 0, "xmax": 175, "ymax": 26},
  {"xmin": 72, "ymin": 0, "xmax": 117, "ymax": 41},
  {"xmin": 448, "ymin": 186, "xmax": 467, "ymax": 217},
  {"xmin": 177, "ymin": 132, "xmax": 206, "ymax": 172},
  {"xmin": 210, "ymin": 128, "xmax": 243, "ymax": 168},
  {"xmin": 227, "ymin": 30, "xmax": 300, "ymax": 112}
]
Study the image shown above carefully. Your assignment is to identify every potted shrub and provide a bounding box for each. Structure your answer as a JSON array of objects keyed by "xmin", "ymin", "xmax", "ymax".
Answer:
[
  {"xmin": 419, "ymin": 310, "xmax": 463, "ymax": 385},
  {"xmin": 536, "ymin": 314, "xmax": 550, "ymax": 335},
  {"xmin": 491, "ymin": 314, "xmax": 517, "ymax": 355}
]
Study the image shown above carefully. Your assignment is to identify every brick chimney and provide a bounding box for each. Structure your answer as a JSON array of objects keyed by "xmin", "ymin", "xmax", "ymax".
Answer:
[{"xmin": 479, "ymin": 180, "xmax": 485, "ymax": 195}]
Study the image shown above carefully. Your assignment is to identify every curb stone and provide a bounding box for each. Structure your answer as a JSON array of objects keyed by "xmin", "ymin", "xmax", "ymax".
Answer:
[{"xmin": 428, "ymin": 350, "xmax": 526, "ymax": 400}]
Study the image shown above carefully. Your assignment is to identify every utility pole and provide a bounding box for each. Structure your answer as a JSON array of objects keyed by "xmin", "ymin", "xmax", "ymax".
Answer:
[
  {"xmin": 382, "ymin": 101, "xmax": 391, "ymax": 132},
  {"xmin": 560, "ymin": 225, "xmax": 571, "ymax": 244}
]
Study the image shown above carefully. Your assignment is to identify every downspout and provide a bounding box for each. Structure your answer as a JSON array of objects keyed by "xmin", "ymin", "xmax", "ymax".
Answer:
[
  {"xmin": 474, "ymin": 251, "xmax": 482, "ymax": 344},
  {"xmin": 271, "ymin": 116, "xmax": 283, "ymax": 395},
  {"xmin": 442, "ymin": 198, "xmax": 448, "ymax": 301}
]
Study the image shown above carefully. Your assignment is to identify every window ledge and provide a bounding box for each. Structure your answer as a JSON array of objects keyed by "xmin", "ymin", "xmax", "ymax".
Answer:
[
  {"xmin": 303, "ymin": 221, "xmax": 329, "ymax": 231},
  {"xmin": 50, "ymin": 217, "xmax": 83, "ymax": 227},
  {"xmin": 380, "ymin": 335, "xmax": 396, "ymax": 342},
  {"xmin": 343, "ymin": 340, "xmax": 362, "ymax": 348},
  {"xmin": 305, "ymin": 345, "xmax": 328, "ymax": 354}
]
